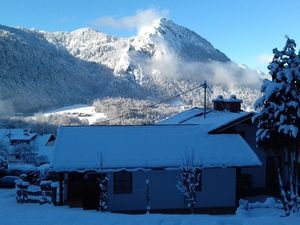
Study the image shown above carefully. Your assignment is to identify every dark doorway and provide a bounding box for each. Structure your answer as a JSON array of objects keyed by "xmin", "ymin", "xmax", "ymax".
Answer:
[
  {"xmin": 82, "ymin": 174, "xmax": 100, "ymax": 210},
  {"xmin": 68, "ymin": 173, "xmax": 83, "ymax": 207},
  {"xmin": 236, "ymin": 168, "xmax": 252, "ymax": 205}
]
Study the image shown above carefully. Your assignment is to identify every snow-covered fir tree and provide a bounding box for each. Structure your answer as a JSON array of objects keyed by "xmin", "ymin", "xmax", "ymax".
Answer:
[{"xmin": 253, "ymin": 37, "xmax": 300, "ymax": 216}]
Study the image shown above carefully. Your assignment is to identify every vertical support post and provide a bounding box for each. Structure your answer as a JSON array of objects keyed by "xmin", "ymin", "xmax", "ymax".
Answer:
[
  {"xmin": 59, "ymin": 173, "xmax": 64, "ymax": 206},
  {"xmin": 145, "ymin": 162, "xmax": 150, "ymax": 214},
  {"xmin": 204, "ymin": 81, "xmax": 207, "ymax": 118}
]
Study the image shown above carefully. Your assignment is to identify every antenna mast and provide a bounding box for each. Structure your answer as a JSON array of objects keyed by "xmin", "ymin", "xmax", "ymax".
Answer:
[{"xmin": 204, "ymin": 81, "xmax": 207, "ymax": 118}]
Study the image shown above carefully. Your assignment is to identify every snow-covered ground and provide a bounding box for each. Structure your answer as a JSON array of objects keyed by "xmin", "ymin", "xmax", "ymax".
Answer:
[
  {"xmin": 0, "ymin": 189, "xmax": 299, "ymax": 225},
  {"xmin": 43, "ymin": 104, "xmax": 106, "ymax": 125}
]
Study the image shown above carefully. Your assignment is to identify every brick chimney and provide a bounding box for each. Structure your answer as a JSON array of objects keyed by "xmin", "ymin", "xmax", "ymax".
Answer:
[{"xmin": 212, "ymin": 95, "xmax": 242, "ymax": 112}]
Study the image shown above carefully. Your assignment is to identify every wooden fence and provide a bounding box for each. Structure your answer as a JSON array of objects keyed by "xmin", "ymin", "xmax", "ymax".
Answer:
[{"xmin": 16, "ymin": 181, "xmax": 58, "ymax": 205}]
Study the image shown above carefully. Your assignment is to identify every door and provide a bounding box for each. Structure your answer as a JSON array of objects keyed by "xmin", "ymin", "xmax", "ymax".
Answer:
[
  {"xmin": 68, "ymin": 173, "xmax": 83, "ymax": 207},
  {"xmin": 82, "ymin": 175, "xmax": 100, "ymax": 210}
]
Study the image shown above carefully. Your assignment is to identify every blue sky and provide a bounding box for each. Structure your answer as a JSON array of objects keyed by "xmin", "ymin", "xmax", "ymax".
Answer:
[{"xmin": 1, "ymin": 0, "xmax": 299, "ymax": 72}]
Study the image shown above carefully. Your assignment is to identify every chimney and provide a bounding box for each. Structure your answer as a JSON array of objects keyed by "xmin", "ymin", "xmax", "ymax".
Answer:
[
  {"xmin": 212, "ymin": 95, "xmax": 242, "ymax": 112},
  {"xmin": 212, "ymin": 95, "xmax": 225, "ymax": 111}
]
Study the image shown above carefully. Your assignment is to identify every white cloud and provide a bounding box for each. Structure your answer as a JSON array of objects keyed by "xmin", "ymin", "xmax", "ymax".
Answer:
[
  {"xmin": 93, "ymin": 8, "xmax": 169, "ymax": 31},
  {"xmin": 140, "ymin": 39, "xmax": 262, "ymax": 88},
  {"xmin": 256, "ymin": 53, "xmax": 273, "ymax": 65}
]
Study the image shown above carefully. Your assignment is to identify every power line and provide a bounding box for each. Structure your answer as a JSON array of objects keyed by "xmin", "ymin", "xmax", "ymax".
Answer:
[{"xmin": 100, "ymin": 82, "xmax": 208, "ymax": 124}]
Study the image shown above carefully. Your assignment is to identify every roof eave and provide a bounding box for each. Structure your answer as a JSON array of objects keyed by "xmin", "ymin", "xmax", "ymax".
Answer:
[{"xmin": 208, "ymin": 112, "xmax": 254, "ymax": 134}]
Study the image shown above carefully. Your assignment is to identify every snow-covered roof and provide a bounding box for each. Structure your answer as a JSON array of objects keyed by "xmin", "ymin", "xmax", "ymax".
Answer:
[
  {"xmin": 34, "ymin": 134, "xmax": 55, "ymax": 163},
  {"xmin": 0, "ymin": 128, "xmax": 37, "ymax": 141},
  {"xmin": 52, "ymin": 125, "xmax": 261, "ymax": 172},
  {"xmin": 159, "ymin": 108, "xmax": 252, "ymax": 132},
  {"xmin": 159, "ymin": 108, "xmax": 204, "ymax": 125},
  {"xmin": 38, "ymin": 146, "xmax": 54, "ymax": 163},
  {"xmin": 34, "ymin": 134, "xmax": 54, "ymax": 147}
]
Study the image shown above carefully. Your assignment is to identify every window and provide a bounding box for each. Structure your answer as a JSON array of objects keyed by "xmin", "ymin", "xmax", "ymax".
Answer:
[{"xmin": 113, "ymin": 171, "xmax": 132, "ymax": 194}]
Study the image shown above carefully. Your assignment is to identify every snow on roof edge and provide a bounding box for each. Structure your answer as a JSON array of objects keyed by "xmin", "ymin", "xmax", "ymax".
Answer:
[
  {"xmin": 208, "ymin": 112, "xmax": 254, "ymax": 133},
  {"xmin": 52, "ymin": 125, "xmax": 261, "ymax": 172}
]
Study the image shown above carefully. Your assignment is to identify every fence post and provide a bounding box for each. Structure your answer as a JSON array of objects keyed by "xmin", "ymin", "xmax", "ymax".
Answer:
[{"xmin": 51, "ymin": 186, "xmax": 57, "ymax": 205}]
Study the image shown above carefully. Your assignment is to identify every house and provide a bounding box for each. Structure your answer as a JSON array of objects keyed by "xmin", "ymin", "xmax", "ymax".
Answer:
[
  {"xmin": 51, "ymin": 124, "xmax": 261, "ymax": 213},
  {"xmin": 0, "ymin": 128, "xmax": 38, "ymax": 146},
  {"xmin": 0, "ymin": 128, "xmax": 38, "ymax": 162},
  {"xmin": 0, "ymin": 128, "xmax": 55, "ymax": 164},
  {"xmin": 34, "ymin": 134, "xmax": 56, "ymax": 164},
  {"xmin": 159, "ymin": 95, "xmax": 274, "ymax": 196}
]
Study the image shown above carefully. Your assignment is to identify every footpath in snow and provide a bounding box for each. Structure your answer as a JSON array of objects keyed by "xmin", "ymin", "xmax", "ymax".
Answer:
[{"xmin": 0, "ymin": 189, "xmax": 299, "ymax": 225}]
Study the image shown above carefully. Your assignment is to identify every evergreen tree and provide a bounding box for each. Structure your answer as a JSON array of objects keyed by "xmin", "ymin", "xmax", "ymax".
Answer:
[{"xmin": 253, "ymin": 37, "xmax": 300, "ymax": 216}]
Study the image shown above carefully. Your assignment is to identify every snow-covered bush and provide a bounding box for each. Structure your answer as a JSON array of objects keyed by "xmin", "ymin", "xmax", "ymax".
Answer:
[
  {"xmin": 14, "ymin": 143, "xmax": 39, "ymax": 165},
  {"xmin": 253, "ymin": 37, "xmax": 300, "ymax": 216},
  {"xmin": 177, "ymin": 152, "xmax": 202, "ymax": 213},
  {"xmin": 239, "ymin": 198, "xmax": 282, "ymax": 211},
  {"xmin": 97, "ymin": 174, "xmax": 108, "ymax": 211},
  {"xmin": 0, "ymin": 155, "xmax": 8, "ymax": 171},
  {"xmin": 0, "ymin": 139, "xmax": 9, "ymax": 158},
  {"xmin": 0, "ymin": 139, "xmax": 9, "ymax": 170},
  {"xmin": 97, "ymin": 154, "xmax": 108, "ymax": 211}
]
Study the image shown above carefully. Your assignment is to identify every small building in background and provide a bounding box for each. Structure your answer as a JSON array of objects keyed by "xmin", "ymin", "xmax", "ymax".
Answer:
[{"xmin": 0, "ymin": 128, "xmax": 55, "ymax": 165}]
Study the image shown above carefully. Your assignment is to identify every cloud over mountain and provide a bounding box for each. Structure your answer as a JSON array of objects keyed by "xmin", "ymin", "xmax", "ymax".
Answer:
[{"xmin": 93, "ymin": 8, "xmax": 169, "ymax": 32}]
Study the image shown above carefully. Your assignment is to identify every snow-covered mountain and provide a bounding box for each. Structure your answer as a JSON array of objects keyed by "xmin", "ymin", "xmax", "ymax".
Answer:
[
  {"xmin": 43, "ymin": 17, "xmax": 231, "ymax": 85},
  {"xmin": 0, "ymin": 17, "xmax": 262, "ymax": 115}
]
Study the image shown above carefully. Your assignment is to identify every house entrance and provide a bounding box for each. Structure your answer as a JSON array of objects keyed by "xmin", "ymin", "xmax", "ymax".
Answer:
[
  {"xmin": 67, "ymin": 173, "xmax": 106, "ymax": 210},
  {"xmin": 67, "ymin": 173, "xmax": 83, "ymax": 207},
  {"xmin": 82, "ymin": 174, "xmax": 100, "ymax": 210}
]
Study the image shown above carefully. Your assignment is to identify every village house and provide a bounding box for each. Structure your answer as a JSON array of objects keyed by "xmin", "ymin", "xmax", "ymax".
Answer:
[
  {"xmin": 0, "ymin": 128, "xmax": 55, "ymax": 164},
  {"xmin": 159, "ymin": 95, "xmax": 276, "ymax": 197},
  {"xmin": 51, "ymin": 124, "xmax": 261, "ymax": 213}
]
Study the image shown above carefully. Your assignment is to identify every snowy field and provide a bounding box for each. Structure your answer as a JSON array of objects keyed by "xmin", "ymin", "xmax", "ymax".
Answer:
[
  {"xmin": 42, "ymin": 104, "xmax": 106, "ymax": 125},
  {"xmin": 0, "ymin": 189, "xmax": 299, "ymax": 225}
]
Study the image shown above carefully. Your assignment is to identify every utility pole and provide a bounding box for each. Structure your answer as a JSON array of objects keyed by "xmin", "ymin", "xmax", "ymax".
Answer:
[{"xmin": 203, "ymin": 81, "xmax": 207, "ymax": 118}]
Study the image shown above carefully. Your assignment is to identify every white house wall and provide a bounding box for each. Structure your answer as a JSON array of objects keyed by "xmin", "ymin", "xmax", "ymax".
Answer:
[
  {"xmin": 235, "ymin": 123, "xmax": 266, "ymax": 188},
  {"xmin": 196, "ymin": 168, "xmax": 236, "ymax": 208},
  {"xmin": 107, "ymin": 171, "xmax": 146, "ymax": 211},
  {"xmin": 107, "ymin": 168, "xmax": 236, "ymax": 212}
]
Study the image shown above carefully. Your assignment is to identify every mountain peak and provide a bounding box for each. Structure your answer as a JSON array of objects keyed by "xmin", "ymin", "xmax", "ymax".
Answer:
[
  {"xmin": 135, "ymin": 17, "xmax": 230, "ymax": 63},
  {"xmin": 136, "ymin": 17, "xmax": 174, "ymax": 37},
  {"xmin": 152, "ymin": 17, "xmax": 173, "ymax": 27}
]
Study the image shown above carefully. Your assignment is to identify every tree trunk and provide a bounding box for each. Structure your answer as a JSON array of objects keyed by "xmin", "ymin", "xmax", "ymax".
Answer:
[
  {"xmin": 295, "ymin": 148, "xmax": 299, "ymax": 208},
  {"xmin": 275, "ymin": 156, "xmax": 290, "ymax": 216},
  {"xmin": 291, "ymin": 148, "xmax": 299, "ymax": 213}
]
